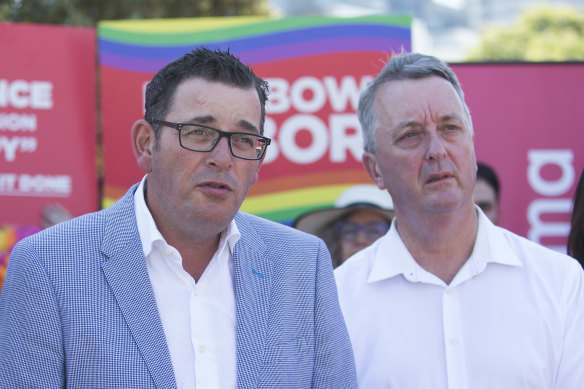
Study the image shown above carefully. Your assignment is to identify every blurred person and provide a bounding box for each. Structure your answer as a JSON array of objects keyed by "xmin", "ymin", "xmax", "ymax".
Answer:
[
  {"xmin": 473, "ymin": 161, "xmax": 500, "ymax": 224},
  {"xmin": 294, "ymin": 184, "xmax": 394, "ymax": 267},
  {"xmin": 335, "ymin": 52, "xmax": 584, "ymax": 388},
  {"xmin": 568, "ymin": 167, "xmax": 584, "ymax": 267},
  {"xmin": 0, "ymin": 47, "xmax": 357, "ymax": 388},
  {"xmin": 40, "ymin": 203, "xmax": 73, "ymax": 229}
]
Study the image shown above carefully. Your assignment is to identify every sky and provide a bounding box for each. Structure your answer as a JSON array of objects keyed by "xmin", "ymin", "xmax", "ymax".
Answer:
[{"xmin": 433, "ymin": 0, "xmax": 466, "ymax": 9}]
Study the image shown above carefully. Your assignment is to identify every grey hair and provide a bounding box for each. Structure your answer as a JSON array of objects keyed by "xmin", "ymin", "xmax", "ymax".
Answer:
[{"xmin": 358, "ymin": 52, "xmax": 473, "ymax": 153}]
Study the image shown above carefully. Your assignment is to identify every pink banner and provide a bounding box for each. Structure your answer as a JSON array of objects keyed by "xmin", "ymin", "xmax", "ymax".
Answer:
[
  {"xmin": 0, "ymin": 23, "xmax": 97, "ymax": 288},
  {"xmin": 452, "ymin": 63, "xmax": 584, "ymax": 251},
  {"xmin": 0, "ymin": 23, "xmax": 98, "ymax": 224}
]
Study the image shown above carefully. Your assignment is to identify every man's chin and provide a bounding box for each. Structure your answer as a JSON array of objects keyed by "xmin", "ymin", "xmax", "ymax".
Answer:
[
  {"xmin": 422, "ymin": 193, "xmax": 467, "ymax": 214},
  {"xmin": 198, "ymin": 206, "xmax": 237, "ymax": 226}
]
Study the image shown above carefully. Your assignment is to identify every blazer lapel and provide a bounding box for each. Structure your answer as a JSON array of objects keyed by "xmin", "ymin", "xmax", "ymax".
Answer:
[
  {"xmin": 101, "ymin": 185, "xmax": 177, "ymax": 389},
  {"xmin": 233, "ymin": 213, "xmax": 271, "ymax": 388}
]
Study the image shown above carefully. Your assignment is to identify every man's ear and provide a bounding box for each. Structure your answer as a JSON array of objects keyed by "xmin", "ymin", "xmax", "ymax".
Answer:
[
  {"xmin": 131, "ymin": 119, "xmax": 155, "ymax": 173},
  {"xmin": 362, "ymin": 151, "xmax": 386, "ymax": 190}
]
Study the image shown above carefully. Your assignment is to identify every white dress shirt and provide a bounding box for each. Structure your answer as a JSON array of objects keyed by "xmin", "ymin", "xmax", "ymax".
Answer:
[
  {"xmin": 134, "ymin": 176, "xmax": 239, "ymax": 389},
  {"xmin": 335, "ymin": 208, "xmax": 584, "ymax": 389}
]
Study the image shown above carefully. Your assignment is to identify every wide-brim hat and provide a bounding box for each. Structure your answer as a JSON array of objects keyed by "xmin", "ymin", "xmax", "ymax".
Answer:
[{"xmin": 293, "ymin": 184, "xmax": 394, "ymax": 236}]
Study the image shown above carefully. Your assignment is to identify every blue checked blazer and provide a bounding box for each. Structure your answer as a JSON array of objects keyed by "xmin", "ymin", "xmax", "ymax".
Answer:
[{"xmin": 0, "ymin": 184, "xmax": 357, "ymax": 388}]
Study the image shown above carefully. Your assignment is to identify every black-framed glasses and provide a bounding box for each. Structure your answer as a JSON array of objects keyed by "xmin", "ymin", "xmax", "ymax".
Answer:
[{"xmin": 153, "ymin": 119, "xmax": 271, "ymax": 160}]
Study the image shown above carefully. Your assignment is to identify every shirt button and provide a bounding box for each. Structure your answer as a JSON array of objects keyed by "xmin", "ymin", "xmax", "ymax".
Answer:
[
  {"xmin": 446, "ymin": 289, "xmax": 454, "ymax": 296},
  {"xmin": 165, "ymin": 248, "xmax": 172, "ymax": 255},
  {"xmin": 193, "ymin": 288, "xmax": 199, "ymax": 296},
  {"xmin": 449, "ymin": 338, "xmax": 458, "ymax": 346},
  {"xmin": 198, "ymin": 345, "xmax": 205, "ymax": 353}
]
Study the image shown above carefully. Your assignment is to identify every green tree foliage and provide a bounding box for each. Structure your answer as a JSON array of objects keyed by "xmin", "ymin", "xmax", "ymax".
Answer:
[
  {"xmin": 467, "ymin": 6, "xmax": 584, "ymax": 61},
  {"xmin": 0, "ymin": 0, "xmax": 271, "ymax": 26}
]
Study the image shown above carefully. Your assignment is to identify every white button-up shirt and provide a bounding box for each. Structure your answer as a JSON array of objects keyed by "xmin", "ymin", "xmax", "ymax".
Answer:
[
  {"xmin": 335, "ymin": 208, "xmax": 584, "ymax": 388},
  {"xmin": 134, "ymin": 176, "xmax": 239, "ymax": 389}
]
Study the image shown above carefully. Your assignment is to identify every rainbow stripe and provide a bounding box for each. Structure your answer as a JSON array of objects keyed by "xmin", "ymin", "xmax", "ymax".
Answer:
[
  {"xmin": 99, "ymin": 15, "xmax": 412, "ymax": 71},
  {"xmin": 241, "ymin": 169, "xmax": 375, "ymax": 224}
]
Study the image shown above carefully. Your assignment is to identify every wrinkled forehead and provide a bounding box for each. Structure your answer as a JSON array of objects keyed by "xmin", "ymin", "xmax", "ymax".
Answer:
[{"xmin": 374, "ymin": 77, "xmax": 468, "ymax": 124}]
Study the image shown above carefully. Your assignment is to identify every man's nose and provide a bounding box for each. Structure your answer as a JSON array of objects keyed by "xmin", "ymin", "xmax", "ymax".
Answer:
[
  {"xmin": 207, "ymin": 136, "xmax": 234, "ymax": 168},
  {"xmin": 354, "ymin": 230, "xmax": 374, "ymax": 245},
  {"xmin": 425, "ymin": 131, "xmax": 447, "ymax": 161}
]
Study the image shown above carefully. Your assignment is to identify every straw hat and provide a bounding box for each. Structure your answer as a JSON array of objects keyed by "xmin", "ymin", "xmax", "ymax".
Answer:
[{"xmin": 293, "ymin": 184, "xmax": 394, "ymax": 236}]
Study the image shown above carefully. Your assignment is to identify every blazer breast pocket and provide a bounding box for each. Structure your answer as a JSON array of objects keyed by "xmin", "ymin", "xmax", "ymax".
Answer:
[{"xmin": 259, "ymin": 336, "xmax": 314, "ymax": 387}]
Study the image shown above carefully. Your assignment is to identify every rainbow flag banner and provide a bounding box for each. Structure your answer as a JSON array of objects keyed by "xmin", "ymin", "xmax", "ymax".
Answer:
[{"xmin": 98, "ymin": 15, "xmax": 411, "ymax": 224}]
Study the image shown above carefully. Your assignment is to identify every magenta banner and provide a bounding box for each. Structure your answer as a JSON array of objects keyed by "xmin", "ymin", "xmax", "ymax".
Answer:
[
  {"xmin": 0, "ymin": 23, "xmax": 97, "ymax": 289},
  {"xmin": 452, "ymin": 63, "xmax": 584, "ymax": 251}
]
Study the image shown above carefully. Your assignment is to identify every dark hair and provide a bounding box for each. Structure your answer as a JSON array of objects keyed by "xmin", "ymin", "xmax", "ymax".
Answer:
[
  {"xmin": 144, "ymin": 47, "xmax": 269, "ymax": 138},
  {"xmin": 358, "ymin": 51, "xmax": 472, "ymax": 153},
  {"xmin": 477, "ymin": 162, "xmax": 501, "ymax": 201},
  {"xmin": 568, "ymin": 168, "xmax": 584, "ymax": 266}
]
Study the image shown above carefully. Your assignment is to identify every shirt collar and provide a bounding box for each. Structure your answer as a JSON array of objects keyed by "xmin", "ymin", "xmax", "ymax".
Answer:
[
  {"xmin": 366, "ymin": 219, "xmax": 422, "ymax": 283},
  {"xmin": 134, "ymin": 175, "xmax": 163, "ymax": 258},
  {"xmin": 466, "ymin": 206, "xmax": 523, "ymax": 269},
  {"xmin": 218, "ymin": 218, "xmax": 241, "ymax": 262},
  {"xmin": 366, "ymin": 206, "xmax": 522, "ymax": 285},
  {"xmin": 134, "ymin": 175, "xmax": 240, "ymax": 259}
]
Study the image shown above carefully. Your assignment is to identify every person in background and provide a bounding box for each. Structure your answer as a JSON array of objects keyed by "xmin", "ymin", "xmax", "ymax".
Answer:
[
  {"xmin": 473, "ymin": 161, "xmax": 500, "ymax": 224},
  {"xmin": 0, "ymin": 47, "xmax": 357, "ymax": 388},
  {"xmin": 335, "ymin": 51, "xmax": 584, "ymax": 388},
  {"xmin": 294, "ymin": 184, "xmax": 394, "ymax": 267},
  {"xmin": 568, "ymin": 167, "xmax": 584, "ymax": 267},
  {"xmin": 40, "ymin": 203, "xmax": 72, "ymax": 229}
]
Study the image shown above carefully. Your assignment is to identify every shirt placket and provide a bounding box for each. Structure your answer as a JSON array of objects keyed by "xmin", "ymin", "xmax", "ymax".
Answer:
[
  {"xmin": 190, "ymin": 257, "xmax": 219, "ymax": 389},
  {"xmin": 442, "ymin": 286, "xmax": 467, "ymax": 389}
]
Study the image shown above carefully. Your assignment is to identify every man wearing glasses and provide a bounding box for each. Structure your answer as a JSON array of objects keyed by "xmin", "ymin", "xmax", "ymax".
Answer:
[{"xmin": 0, "ymin": 48, "xmax": 357, "ymax": 388}]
